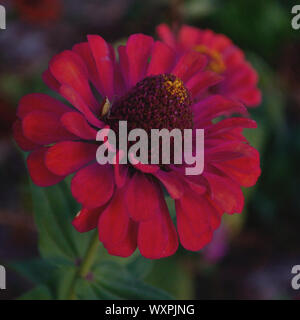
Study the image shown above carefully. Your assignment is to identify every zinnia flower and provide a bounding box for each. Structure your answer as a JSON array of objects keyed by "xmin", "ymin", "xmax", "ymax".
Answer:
[
  {"xmin": 14, "ymin": 0, "xmax": 62, "ymax": 25},
  {"xmin": 13, "ymin": 33, "xmax": 260, "ymax": 259},
  {"xmin": 157, "ymin": 24, "xmax": 261, "ymax": 108}
]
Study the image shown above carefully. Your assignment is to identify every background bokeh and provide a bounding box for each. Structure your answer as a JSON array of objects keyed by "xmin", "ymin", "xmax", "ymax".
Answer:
[{"xmin": 0, "ymin": 0, "xmax": 300, "ymax": 300}]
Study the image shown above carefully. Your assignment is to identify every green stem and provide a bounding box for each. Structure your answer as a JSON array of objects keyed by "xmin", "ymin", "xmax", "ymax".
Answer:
[{"xmin": 67, "ymin": 231, "xmax": 99, "ymax": 300}]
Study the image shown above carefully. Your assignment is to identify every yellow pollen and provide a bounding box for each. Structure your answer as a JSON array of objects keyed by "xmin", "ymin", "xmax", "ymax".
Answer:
[
  {"xmin": 163, "ymin": 77, "xmax": 188, "ymax": 104},
  {"xmin": 194, "ymin": 44, "xmax": 226, "ymax": 74}
]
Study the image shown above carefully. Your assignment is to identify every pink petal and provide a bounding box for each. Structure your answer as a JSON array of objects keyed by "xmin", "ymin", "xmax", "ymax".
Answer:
[
  {"xmin": 186, "ymin": 70, "xmax": 223, "ymax": 99},
  {"xmin": 22, "ymin": 110, "xmax": 77, "ymax": 145},
  {"xmin": 104, "ymin": 220, "xmax": 138, "ymax": 258},
  {"xmin": 204, "ymin": 172, "xmax": 244, "ymax": 214},
  {"xmin": 59, "ymin": 84, "xmax": 105, "ymax": 128},
  {"xmin": 153, "ymin": 170, "xmax": 185, "ymax": 199},
  {"xmin": 156, "ymin": 24, "xmax": 176, "ymax": 48},
  {"xmin": 17, "ymin": 93, "xmax": 71, "ymax": 119},
  {"xmin": 49, "ymin": 50, "xmax": 99, "ymax": 113},
  {"xmin": 176, "ymin": 201, "xmax": 212, "ymax": 251},
  {"xmin": 42, "ymin": 69, "xmax": 60, "ymax": 93},
  {"xmin": 98, "ymin": 189, "xmax": 130, "ymax": 246},
  {"xmin": 45, "ymin": 141, "xmax": 97, "ymax": 176},
  {"xmin": 125, "ymin": 34, "xmax": 154, "ymax": 87},
  {"xmin": 205, "ymin": 118, "xmax": 257, "ymax": 137},
  {"xmin": 27, "ymin": 148, "xmax": 65, "ymax": 187},
  {"xmin": 177, "ymin": 25, "xmax": 201, "ymax": 50},
  {"xmin": 193, "ymin": 95, "xmax": 247, "ymax": 126},
  {"xmin": 13, "ymin": 119, "xmax": 40, "ymax": 151},
  {"xmin": 72, "ymin": 206, "xmax": 105, "ymax": 233},
  {"xmin": 118, "ymin": 45, "xmax": 130, "ymax": 91},
  {"xmin": 72, "ymin": 42, "xmax": 102, "ymax": 92},
  {"xmin": 172, "ymin": 51, "xmax": 207, "ymax": 83},
  {"xmin": 87, "ymin": 35, "xmax": 115, "ymax": 99},
  {"xmin": 138, "ymin": 192, "xmax": 178, "ymax": 259},
  {"xmin": 125, "ymin": 172, "xmax": 159, "ymax": 221},
  {"xmin": 114, "ymin": 151, "xmax": 128, "ymax": 188},
  {"xmin": 176, "ymin": 191, "xmax": 210, "ymax": 234},
  {"xmin": 61, "ymin": 112, "xmax": 97, "ymax": 140},
  {"xmin": 71, "ymin": 163, "xmax": 114, "ymax": 209},
  {"xmin": 147, "ymin": 41, "xmax": 176, "ymax": 76}
]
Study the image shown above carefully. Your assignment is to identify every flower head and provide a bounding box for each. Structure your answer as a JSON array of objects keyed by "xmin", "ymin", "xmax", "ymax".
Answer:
[
  {"xmin": 157, "ymin": 24, "xmax": 262, "ymax": 107},
  {"xmin": 13, "ymin": 33, "xmax": 260, "ymax": 259}
]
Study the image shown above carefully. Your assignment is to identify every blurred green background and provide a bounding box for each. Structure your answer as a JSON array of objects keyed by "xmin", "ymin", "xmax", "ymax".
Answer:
[{"xmin": 0, "ymin": 0, "xmax": 300, "ymax": 300}]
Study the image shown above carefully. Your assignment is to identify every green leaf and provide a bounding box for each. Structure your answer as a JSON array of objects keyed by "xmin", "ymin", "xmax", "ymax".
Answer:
[
  {"xmin": 126, "ymin": 255, "xmax": 153, "ymax": 280},
  {"xmin": 10, "ymin": 259, "xmax": 55, "ymax": 284},
  {"xmin": 75, "ymin": 262, "xmax": 173, "ymax": 300},
  {"xmin": 18, "ymin": 285, "xmax": 53, "ymax": 300},
  {"xmin": 30, "ymin": 180, "xmax": 94, "ymax": 262}
]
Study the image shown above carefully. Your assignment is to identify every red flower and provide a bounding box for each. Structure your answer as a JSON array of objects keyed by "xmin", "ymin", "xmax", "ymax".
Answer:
[
  {"xmin": 157, "ymin": 24, "xmax": 261, "ymax": 108},
  {"xmin": 14, "ymin": 0, "xmax": 62, "ymax": 25},
  {"xmin": 13, "ymin": 33, "xmax": 260, "ymax": 259}
]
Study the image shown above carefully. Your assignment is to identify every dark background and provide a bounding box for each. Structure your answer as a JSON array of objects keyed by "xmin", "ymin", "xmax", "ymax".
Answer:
[{"xmin": 0, "ymin": 0, "xmax": 300, "ymax": 300}]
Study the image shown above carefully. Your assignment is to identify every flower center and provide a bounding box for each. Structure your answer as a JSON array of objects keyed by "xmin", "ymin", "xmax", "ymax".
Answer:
[
  {"xmin": 107, "ymin": 74, "xmax": 193, "ymax": 134},
  {"xmin": 194, "ymin": 45, "xmax": 226, "ymax": 74}
]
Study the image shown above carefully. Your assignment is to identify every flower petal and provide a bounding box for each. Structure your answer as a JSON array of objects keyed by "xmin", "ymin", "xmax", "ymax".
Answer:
[
  {"xmin": 27, "ymin": 148, "xmax": 65, "ymax": 187},
  {"xmin": 138, "ymin": 192, "xmax": 178, "ymax": 259},
  {"xmin": 88, "ymin": 35, "xmax": 115, "ymax": 99},
  {"xmin": 13, "ymin": 119, "xmax": 40, "ymax": 151},
  {"xmin": 71, "ymin": 163, "xmax": 114, "ymax": 209},
  {"xmin": 156, "ymin": 24, "xmax": 176, "ymax": 48},
  {"xmin": 193, "ymin": 95, "xmax": 247, "ymax": 126},
  {"xmin": 17, "ymin": 93, "xmax": 71, "ymax": 119},
  {"xmin": 176, "ymin": 201, "xmax": 213, "ymax": 251},
  {"xmin": 61, "ymin": 112, "xmax": 97, "ymax": 140},
  {"xmin": 104, "ymin": 220, "xmax": 138, "ymax": 258},
  {"xmin": 42, "ymin": 69, "xmax": 60, "ymax": 92},
  {"xmin": 49, "ymin": 50, "xmax": 99, "ymax": 113},
  {"xmin": 45, "ymin": 141, "xmax": 97, "ymax": 176},
  {"xmin": 125, "ymin": 34, "xmax": 154, "ymax": 87},
  {"xmin": 98, "ymin": 188, "xmax": 130, "ymax": 246},
  {"xmin": 147, "ymin": 41, "xmax": 176, "ymax": 76},
  {"xmin": 22, "ymin": 110, "xmax": 77, "ymax": 145},
  {"xmin": 204, "ymin": 172, "xmax": 244, "ymax": 214},
  {"xmin": 59, "ymin": 84, "xmax": 105, "ymax": 128},
  {"xmin": 172, "ymin": 50, "xmax": 207, "ymax": 83},
  {"xmin": 153, "ymin": 170, "xmax": 185, "ymax": 199},
  {"xmin": 125, "ymin": 172, "xmax": 159, "ymax": 221},
  {"xmin": 72, "ymin": 206, "xmax": 105, "ymax": 233}
]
